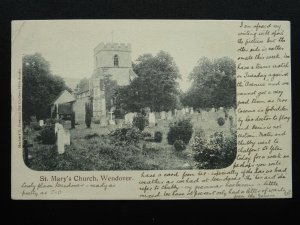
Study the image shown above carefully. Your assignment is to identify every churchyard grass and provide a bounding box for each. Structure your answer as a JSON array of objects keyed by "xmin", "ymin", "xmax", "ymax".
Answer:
[{"xmin": 25, "ymin": 112, "xmax": 235, "ymax": 171}]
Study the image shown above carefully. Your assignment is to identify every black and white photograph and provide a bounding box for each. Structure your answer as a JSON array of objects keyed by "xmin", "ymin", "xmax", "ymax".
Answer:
[{"xmin": 20, "ymin": 20, "xmax": 237, "ymax": 171}]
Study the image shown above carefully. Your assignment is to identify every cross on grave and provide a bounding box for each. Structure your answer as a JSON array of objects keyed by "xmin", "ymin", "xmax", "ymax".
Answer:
[{"xmin": 109, "ymin": 110, "xmax": 115, "ymax": 125}]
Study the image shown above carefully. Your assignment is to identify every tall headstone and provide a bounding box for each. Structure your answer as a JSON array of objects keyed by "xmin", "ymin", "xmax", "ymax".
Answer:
[
  {"xmin": 167, "ymin": 111, "xmax": 172, "ymax": 120},
  {"xmin": 160, "ymin": 111, "xmax": 166, "ymax": 120},
  {"xmin": 154, "ymin": 112, "xmax": 160, "ymax": 120},
  {"xmin": 39, "ymin": 120, "xmax": 44, "ymax": 127},
  {"xmin": 125, "ymin": 112, "xmax": 134, "ymax": 125},
  {"xmin": 108, "ymin": 110, "xmax": 116, "ymax": 125},
  {"xmin": 177, "ymin": 109, "xmax": 183, "ymax": 117},
  {"xmin": 148, "ymin": 112, "xmax": 156, "ymax": 126},
  {"xmin": 64, "ymin": 130, "xmax": 71, "ymax": 145},
  {"xmin": 174, "ymin": 109, "xmax": 177, "ymax": 117},
  {"xmin": 190, "ymin": 108, "xmax": 194, "ymax": 115},
  {"xmin": 55, "ymin": 122, "xmax": 65, "ymax": 154}
]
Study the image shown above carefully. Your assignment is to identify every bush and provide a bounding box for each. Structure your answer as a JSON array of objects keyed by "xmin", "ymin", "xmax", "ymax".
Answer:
[
  {"xmin": 109, "ymin": 127, "xmax": 141, "ymax": 145},
  {"xmin": 45, "ymin": 118, "xmax": 57, "ymax": 125},
  {"xmin": 30, "ymin": 116, "xmax": 37, "ymax": 122},
  {"xmin": 141, "ymin": 131, "xmax": 152, "ymax": 141},
  {"xmin": 36, "ymin": 125, "xmax": 56, "ymax": 145},
  {"xmin": 94, "ymin": 119, "xmax": 100, "ymax": 124},
  {"xmin": 217, "ymin": 117, "xmax": 225, "ymax": 126},
  {"xmin": 174, "ymin": 140, "xmax": 186, "ymax": 152},
  {"xmin": 141, "ymin": 131, "xmax": 152, "ymax": 138},
  {"xmin": 192, "ymin": 131, "xmax": 237, "ymax": 169},
  {"xmin": 167, "ymin": 118, "xmax": 193, "ymax": 145},
  {"xmin": 133, "ymin": 113, "xmax": 148, "ymax": 131},
  {"xmin": 30, "ymin": 122, "xmax": 42, "ymax": 131},
  {"xmin": 114, "ymin": 109, "xmax": 125, "ymax": 119},
  {"xmin": 154, "ymin": 131, "xmax": 163, "ymax": 143}
]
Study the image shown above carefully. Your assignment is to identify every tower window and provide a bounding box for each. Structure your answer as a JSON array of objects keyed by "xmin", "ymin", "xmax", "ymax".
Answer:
[{"xmin": 114, "ymin": 55, "xmax": 119, "ymax": 67}]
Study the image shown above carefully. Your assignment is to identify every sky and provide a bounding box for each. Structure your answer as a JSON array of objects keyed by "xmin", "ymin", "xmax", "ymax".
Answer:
[{"xmin": 13, "ymin": 20, "xmax": 237, "ymax": 91}]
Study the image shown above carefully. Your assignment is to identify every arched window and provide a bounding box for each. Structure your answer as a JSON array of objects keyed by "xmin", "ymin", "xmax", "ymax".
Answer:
[{"xmin": 114, "ymin": 55, "xmax": 119, "ymax": 67}]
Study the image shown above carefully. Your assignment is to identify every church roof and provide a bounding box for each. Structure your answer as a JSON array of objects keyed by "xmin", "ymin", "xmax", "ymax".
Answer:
[{"xmin": 51, "ymin": 90, "xmax": 76, "ymax": 105}]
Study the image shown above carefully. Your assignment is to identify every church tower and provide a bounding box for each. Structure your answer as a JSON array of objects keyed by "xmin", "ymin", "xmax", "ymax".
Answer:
[{"xmin": 91, "ymin": 42, "xmax": 137, "ymax": 124}]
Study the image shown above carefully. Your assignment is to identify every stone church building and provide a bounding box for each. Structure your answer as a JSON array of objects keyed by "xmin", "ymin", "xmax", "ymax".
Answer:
[{"xmin": 73, "ymin": 42, "xmax": 137, "ymax": 124}]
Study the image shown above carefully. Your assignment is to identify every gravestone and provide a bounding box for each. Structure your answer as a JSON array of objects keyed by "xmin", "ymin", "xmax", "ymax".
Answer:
[
  {"xmin": 181, "ymin": 108, "xmax": 186, "ymax": 115},
  {"xmin": 167, "ymin": 111, "xmax": 172, "ymax": 120},
  {"xmin": 228, "ymin": 108, "xmax": 235, "ymax": 118},
  {"xmin": 190, "ymin": 108, "xmax": 194, "ymax": 115},
  {"xmin": 229, "ymin": 116, "xmax": 234, "ymax": 128},
  {"xmin": 39, "ymin": 120, "xmax": 44, "ymax": 127},
  {"xmin": 148, "ymin": 112, "xmax": 156, "ymax": 126},
  {"xmin": 125, "ymin": 112, "xmax": 134, "ymax": 125},
  {"xmin": 176, "ymin": 109, "xmax": 183, "ymax": 117},
  {"xmin": 160, "ymin": 111, "xmax": 166, "ymax": 120},
  {"xmin": 185, "ymin": 107, "xmax": 190, "ymax": 114},
  {"xmin": 216, "ymin": 109, "xmax": 225, "ymax": 118},
  {"xmin": 154, "ymin": 112, "xmax": 160, "ymax": 120},
  {"xmin": 174, "ymin": 109, "xmax": 177, "ymax": 117},
  {"xmin": 55, "ymin": 122, "xmax": 65, "ymax": 154},
  {"xmin": 100, "ymin": 115, "xmax": 107, "ymax": 127},
  {"xmin": 64, "ymin": 130, "xmax": 70, "ymax": 145},
  {"xmin": 108, "ymin": 110, "xmax": 116, "ymax": 125},
  {"xmin": 199, "ymin": 110, "xmax": 204, "ymax": 120}
]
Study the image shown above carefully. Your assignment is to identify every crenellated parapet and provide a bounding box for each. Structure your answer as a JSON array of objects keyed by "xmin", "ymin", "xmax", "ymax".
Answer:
[{"xmin": 94, "ymin": 42, "xmax": 131, "ymax": 54}]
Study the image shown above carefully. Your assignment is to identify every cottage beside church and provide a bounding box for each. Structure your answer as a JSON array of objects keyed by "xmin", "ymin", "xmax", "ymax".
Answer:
[{"xmin": 73, "ymin": 42, "xmax": 137, "ymax": 124}]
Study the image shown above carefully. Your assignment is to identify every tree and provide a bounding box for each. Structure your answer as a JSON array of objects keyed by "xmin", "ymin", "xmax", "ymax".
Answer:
[
  {"xmin": 76, "ymin": 77, "xmax": 89, "ymax": 92},
  {"xmin": 22, "ymin": 53, "xmax": 69, "ymax": 121},
  {"xmin": 103, "ymin": 75, "xmax": 119, "ymax": 110},
  {"xmin": 115, "ymin": 51, "xmax": 181, "ymax": 112},
  {"xmin": 182, "ymin": 57, "xmax": 236, "ymax": 109}
]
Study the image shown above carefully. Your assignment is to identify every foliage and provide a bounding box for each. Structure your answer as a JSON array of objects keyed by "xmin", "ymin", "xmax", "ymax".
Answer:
[
  {"xmin": 22, "ymin": 53, "xmax": 70, "ymax": 121},
  {"xmin": 141, "ymin": 131, "xmax": 152, "ymax": 138},
  {"xmin": 192, "ymin": 131, "xmax": 237, "ymax": 169},
  {"xmin": 114, "ymin": 108, "xmax": 125, "ymax": 119},
  {"xmin": 133, "ymin": 113, "xmax": 148, "ymax": 131},
  {"xmin": 76, "ymin": 78, "xmax": 89, "ymax": 93},
  {"xmin": 94, "ymin": 119, "xmax": 100, "ymax": 124},
  {"xmin": 30, "ymin": 122, "xmax": 42, "ymax": 131},
  {"xmin": 154, "ymin": 131, "xmax": 163, "ymax": 143},
  {"xmin": 167, "ymin": 118, "xmax": 193, "ymax": 145},
  {"xmin": 45, "ymin": 118, "xmax": 57, "ymax": 125},
  {"xmin": 84, "ymin": 133, "xmax": 100, "ymax": 140},
  {"xmin": 28, "ymin": 139, "xmax": 160, "ymax": 171},
  {"xmin": 173, "ymin": 140, "xmax": 186, "ymax": 152},
  {"xmin": 26, "ymin": 123, "xmax": 196, "ymax": 171},
  {"xmin": 103, "ymin": 75, "xmax": 119, "ymax": 110},
  {"xmin": 85, "ymin": 100, "xmax": 92, "ymax": 128},
  {"xmin": 36, "ymin": 125, "xmax": 56, "ymax": 145},
  {"xmin": 114, "ymin": 51, "xmax": 181, "ymax": 112},
  {"xmin": 217, "ymin": 117, "xmax": 225, "ymax": 126},
  {"xmin": 181, "ymin": 57, "xmax": 236, "ymax": 109},
  {"xmin": 109, "ymin": 127, "xmax": 141, "ymax": 145}
]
